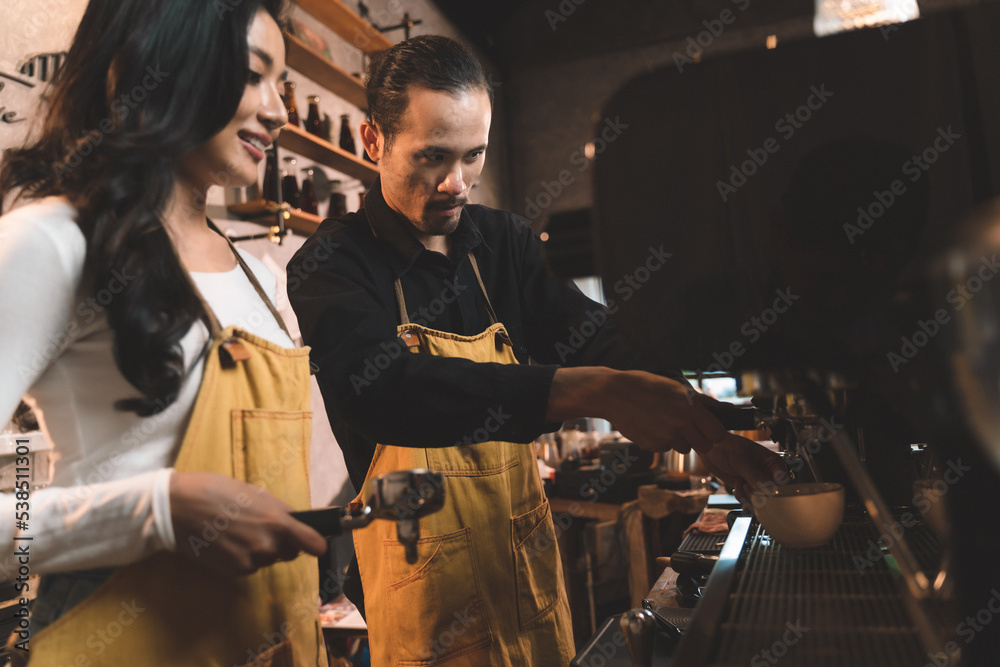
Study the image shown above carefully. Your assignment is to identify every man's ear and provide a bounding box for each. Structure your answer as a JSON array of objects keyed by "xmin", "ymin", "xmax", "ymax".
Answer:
[{"xmin": 359, "ymin": 120, "xmax": 382, "ymax": 162}]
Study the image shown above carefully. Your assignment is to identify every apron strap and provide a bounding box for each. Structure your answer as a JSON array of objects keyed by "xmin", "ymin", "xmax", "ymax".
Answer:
[
  {"xmin": 394, "ymin": 279, "xmax": 411, "ymax": 325},
  {"xmin": 393, "ymin": 252, "xmax": 498, "ymax": 326},
  {"xmin": 467, "ymin": 253, "xmax": 498, "ymax": 326},
  {"xmin": 207, "ymin": 219, "xmax": 294, "ymax": 339}
]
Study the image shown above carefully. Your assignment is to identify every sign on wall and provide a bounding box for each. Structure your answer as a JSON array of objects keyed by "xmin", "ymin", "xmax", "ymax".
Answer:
[{"xmin": 0, "ymin": 0, "xmax": 86, "ymax": 152}]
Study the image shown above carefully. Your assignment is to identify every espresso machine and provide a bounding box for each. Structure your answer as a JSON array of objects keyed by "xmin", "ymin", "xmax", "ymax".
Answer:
[{"xmin": 584, "ymin": 4, "xmax": 1000, "ymax": 664}]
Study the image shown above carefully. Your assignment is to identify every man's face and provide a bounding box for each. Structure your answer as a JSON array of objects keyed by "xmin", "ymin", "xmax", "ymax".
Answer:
[{"xmin": 374, "ymin": 86, "xmax": 491, "ymax": 244}]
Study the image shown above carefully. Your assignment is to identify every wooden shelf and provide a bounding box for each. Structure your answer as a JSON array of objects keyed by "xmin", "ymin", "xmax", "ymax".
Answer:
[
  {"xmin": 279, "ymin": 124, "xmax": 378, "ymax": 185},
  {"xmin": 227, "ymin": 200, "xmax": 325, "ymax": 235},
  {"xmin": 285, "ymin": 32, "xmax": 368, "ymax": 110},
  {"xmin": 295, "ymin": 0, "xmax": 393, "ymax": 53}
]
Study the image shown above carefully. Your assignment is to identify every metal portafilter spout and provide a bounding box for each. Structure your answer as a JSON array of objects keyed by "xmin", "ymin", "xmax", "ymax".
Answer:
[{"xmin": 290, "ymin": 469, "xmax": 445, "ymax": 563}]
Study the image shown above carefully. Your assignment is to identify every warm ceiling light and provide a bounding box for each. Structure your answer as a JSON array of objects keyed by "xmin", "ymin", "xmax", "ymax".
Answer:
[
  {"xmin": 814, "ymin": 0, "xmax": 919, "ymax": 37},
  {"xmin": 766, "ymin": 34, "xmax": 778, "ymax": 49}
]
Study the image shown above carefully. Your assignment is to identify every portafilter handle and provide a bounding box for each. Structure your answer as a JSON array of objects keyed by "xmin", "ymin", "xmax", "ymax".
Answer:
[
  {"xmin": 363, "ymin": 469, "xmax": 445, "ymax": 563},
  {"xmin": 620, "ymin": 608, "xmax": 655, "ymax": 667}
]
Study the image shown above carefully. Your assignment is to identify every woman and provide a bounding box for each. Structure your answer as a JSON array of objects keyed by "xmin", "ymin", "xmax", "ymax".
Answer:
[{"xmin": 0, "ymin": 1, "xmax": 328, "ymax": 664}]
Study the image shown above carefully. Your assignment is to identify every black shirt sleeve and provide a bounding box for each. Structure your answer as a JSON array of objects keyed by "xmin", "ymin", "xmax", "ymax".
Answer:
[
  {"xmin": 505, "ymin": 211, "xmax": 690, "ymax": 384},
  {"xmin": 288, "ymin": 218, "xmax": 561, "ymax": 454}
]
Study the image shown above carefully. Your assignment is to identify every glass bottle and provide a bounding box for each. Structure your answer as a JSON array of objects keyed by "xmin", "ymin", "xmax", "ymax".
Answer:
[
  {"xmin": 261, "ymin": 148, "xmax": 278, "ymax": 203},
  {"xmin": 339, "ymin": 114, "xmax": 356, "ymax": 155},
  {"xmin": 327, "ymin": 180, "xmax": 347, "ymax": 219},
  {"xmin": 283, "ymin": 81, "xmax": 299, "ymax": 127},
  {"xmin": 305, "ymin": 95, "xmax": 323, "ymax": 138},
  {"xmin": 358, "ymin": 191, "xmax": 366, "ymax": 211},
  {"xmin": 281, "ymin": 156, "xmax": 300, "ymax": 209},
  {"xmin": 300, "ymin": 168, "xmax": 318, "ymax": 215}
]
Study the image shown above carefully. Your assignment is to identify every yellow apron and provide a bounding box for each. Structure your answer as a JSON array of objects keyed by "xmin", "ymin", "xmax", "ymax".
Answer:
[
  {"xmin": 21, "ymin": 234, "xmax": 326, "ymax": 667},
  {"xmin": 351, "ymin": 254, "xmax": 575, "ymax": 666}
]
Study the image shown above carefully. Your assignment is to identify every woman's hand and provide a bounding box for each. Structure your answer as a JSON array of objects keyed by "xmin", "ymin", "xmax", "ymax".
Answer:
[
  {"xmin": 697, "ymin": 433, "xmax": 789, "ymax": 508},
  {"xmin": 169, "ymin": 472, "xmax": 327, "ymax": 576}
]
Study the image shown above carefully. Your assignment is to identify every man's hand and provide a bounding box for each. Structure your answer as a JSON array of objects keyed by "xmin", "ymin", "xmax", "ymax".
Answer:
[
  {"xmin": 697, "ymin": 433, "xmax": 788, "ymax": 508},
  {"xmin": 170, "ymin": 472, "xmax": 328, "ymax": 576},
  {"xmin": 547, "ymin": 367, "xmax": 727, "ymax": 453}
]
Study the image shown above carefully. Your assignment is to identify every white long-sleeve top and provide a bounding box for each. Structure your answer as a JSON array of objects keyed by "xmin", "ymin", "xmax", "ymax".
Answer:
[{"xmin": 0, "ymin": 197, "xmax": 293, "ymax": 576}]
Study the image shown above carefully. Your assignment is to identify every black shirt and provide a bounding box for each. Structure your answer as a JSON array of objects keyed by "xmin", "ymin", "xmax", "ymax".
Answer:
[{"xmin": 288, "ymin": 177, "xmax": 672, "ymax": 492}]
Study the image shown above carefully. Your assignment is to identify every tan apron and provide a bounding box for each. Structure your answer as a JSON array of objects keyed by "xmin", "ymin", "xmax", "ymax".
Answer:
[
  {"xmin": 351, "ymin": 254, "xmax": 575, "ymax": 666},
  {"xmin": 20, "ymin": 235, "xmax": 326, "ymax": 667}
]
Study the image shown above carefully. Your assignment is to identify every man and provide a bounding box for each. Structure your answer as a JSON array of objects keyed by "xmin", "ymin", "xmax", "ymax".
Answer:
[{"xmin": 288, "ymin": 35, "xmax": 783, "ymax": 666}]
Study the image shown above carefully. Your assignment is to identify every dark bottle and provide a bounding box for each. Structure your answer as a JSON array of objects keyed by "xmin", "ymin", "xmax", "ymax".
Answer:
[
  {"xmin": 281, "ymin": 156, "xmax": 300, "ymax": 209},
  {"xmin": 262, "ymin": 148, "xmax": 279, "ymax": 203},
  {"xmin": 327, "ymin": 180, "xmax": 347, "ymax": 219},
  {"xmin": 305, "ymin": 96, "xmax": 323, "ymax": 138},
  {"xmin": 300, "ymin": 168, "xmax": 318, "ymax": 215},
  {"xmin": 339, "ymin": 114, "xmax": 356, "ymax": 155},
  {"xmin": 358, "ymin": 191, "xmax": 366, "ymax": 211},
  {"xmin": 283, "ymin": 81, "xmax": 299, "ymax": 127}
]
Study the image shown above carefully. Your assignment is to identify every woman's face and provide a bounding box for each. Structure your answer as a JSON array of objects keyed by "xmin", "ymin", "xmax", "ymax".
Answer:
[{"xmin": 176, "ymin": 8, "xmax": 287, "ymax": 190}]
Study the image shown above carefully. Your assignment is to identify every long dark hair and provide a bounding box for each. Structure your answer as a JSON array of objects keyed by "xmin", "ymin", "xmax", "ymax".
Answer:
[{"xmin": 0, "ymin": 0, "xmax": 287, "ymax": 415}]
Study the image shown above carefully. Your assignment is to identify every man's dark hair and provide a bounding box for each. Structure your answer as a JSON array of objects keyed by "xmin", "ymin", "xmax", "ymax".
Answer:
[{"xmin": 365, "ymin": 35, "xmax": 492, "ymax": 152}]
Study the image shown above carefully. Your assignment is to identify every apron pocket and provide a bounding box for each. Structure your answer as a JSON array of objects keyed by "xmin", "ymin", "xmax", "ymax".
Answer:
[
  {"xmin": 511, "ymin": 500, "xmax": 562, "ymax": 629},
  {"xmin": 232, "ymin": 409, "xmax": 312, "ymax": 507},
  {"xmin": 425, "ymin": 440, "xmax": 520, "ymax": 478},
  {"xmin": 384, "ymin": 527, "xmax": 493, "ymax": 665}
]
